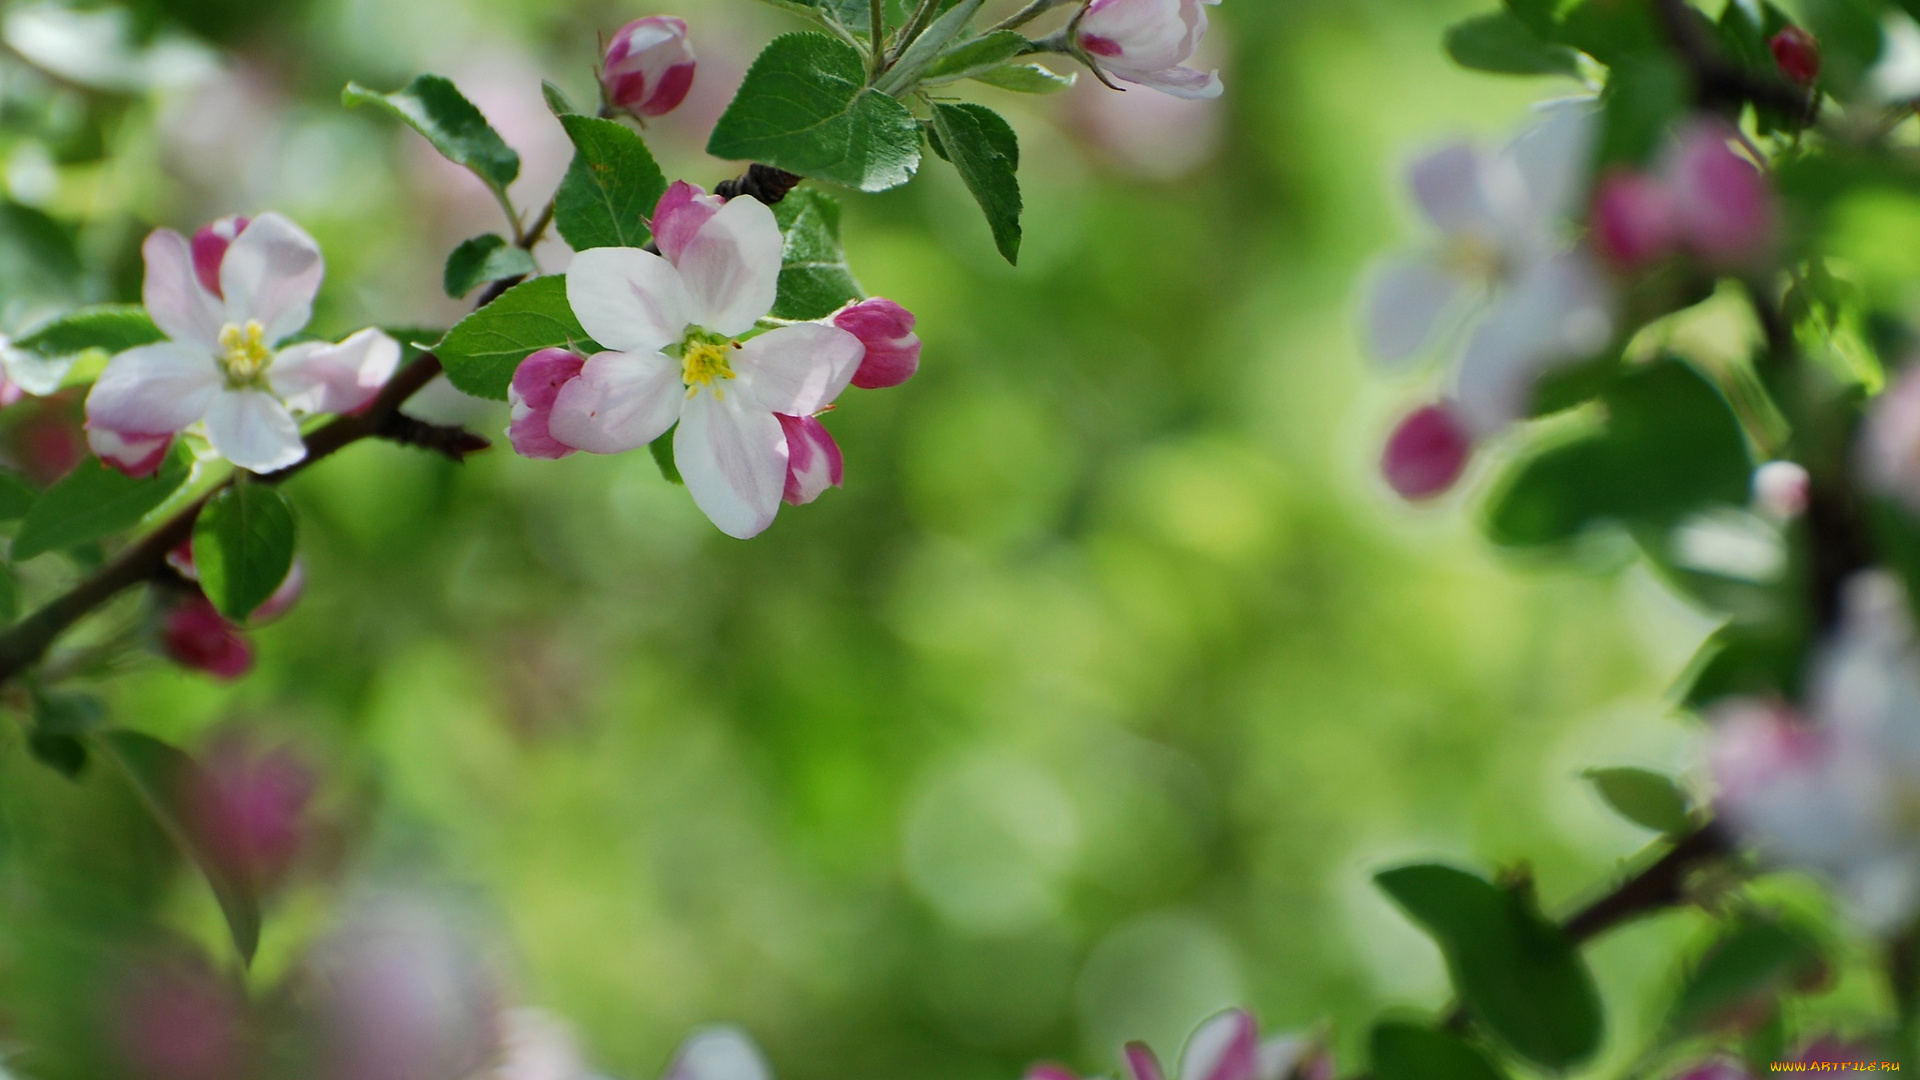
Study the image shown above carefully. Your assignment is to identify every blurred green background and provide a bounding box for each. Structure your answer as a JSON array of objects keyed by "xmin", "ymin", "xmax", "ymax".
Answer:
[{"xmin": 0, "ymin": 0, "xmax": 1830, "ymax": 1075}]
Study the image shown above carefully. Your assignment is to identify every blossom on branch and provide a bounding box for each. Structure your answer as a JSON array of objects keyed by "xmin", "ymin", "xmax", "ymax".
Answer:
[
  {"xmin": 85, "ymin": 213, "xmax": 401, "ymax": 474},
  {"xmin": 1076, "ymin": 0, "xmax": 1224, "ymax": 100},
  {"xmin": 162, "ymin": 595, "xmax": 254, "ymax": 680},
  {"xmin": 1710, "ymin": 571, "xmax": 1920, "ymax": 931},
  {"xmin": 1590, "ymin": 120, "xmax": 1776, "ymax": 272},
  {"xmin": 516, "ymin": 182, "xmax": 918, "ymax": 539},
  {"xmin": 1366, "ymin": 101, "xmax": 1614, "ymax": 435},
  {"xmin": 603, "ymin": 16, "xmax": 696, "ymax": 118}
]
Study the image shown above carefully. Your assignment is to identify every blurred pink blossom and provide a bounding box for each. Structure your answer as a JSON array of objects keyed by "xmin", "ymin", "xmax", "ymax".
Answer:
[
  {"xmin": 1382, "ymin": 403, "xmax": 1473, "ymax": 501},
  {"xmin": 185, "ymin": 733, "xmax": 317, "ymax": 891},
  {"xmin": 108, "ymin": 953, "xmax": 247, "ymax": 1080}
]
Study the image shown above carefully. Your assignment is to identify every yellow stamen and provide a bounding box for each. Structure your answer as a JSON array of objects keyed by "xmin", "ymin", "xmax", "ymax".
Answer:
[
  {"xmin": 681, "ymin": 338, "xmax": 737, "ymax": 399},
  {"xmin": 218, "ymin": 320, "xmax": 272, "ymax": 385}
]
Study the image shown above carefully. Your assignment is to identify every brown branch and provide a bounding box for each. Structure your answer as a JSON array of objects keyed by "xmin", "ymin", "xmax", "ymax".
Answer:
[
  {"xmin": 0, "ymin": 354, "xmax": 460, "ymax": 685},
  {"xmin": 1648, "ymin": 0, "xmax": 1810, "ymax": 117},
  {"xmin": 714, "ymin": 163, "xmax": 803, "ymax": 205},
  {"xmin": 1560, "ymin": 822, "xmax": 1731, "ymax": 943}
]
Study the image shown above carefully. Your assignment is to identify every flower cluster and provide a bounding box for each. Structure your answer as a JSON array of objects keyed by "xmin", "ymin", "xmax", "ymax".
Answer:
[
  {"xmin": 86, "ymin": 213, "xmax": 400, "ymax": 475},
  {"xmin": 508, "ymin": 182, "xmax": 920, "ymax": 539},
  {"xmin": 1589, "ymin": 121, "xmax": 1775, "ymax": 272}
]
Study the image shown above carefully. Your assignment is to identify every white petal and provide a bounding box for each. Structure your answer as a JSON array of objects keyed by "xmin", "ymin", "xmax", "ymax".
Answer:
[
  {"xmin": 204, "ymin": 388, "xmax": 306, "ymax": 472},
  {"xmin": 1115, "ymin": 64, "xmax": 1223, "ymax": 99},
  {"xmin": 1505, "ymin": 98, "xmax": 1600, "ymax": 226},
  {"xmin": 1178, "ymin": 1011, "xmax": 1257, "ymax": 1080},
  {"xmin": 547, "ymin": 349, "xmax": 682, "ymax": 454},
  {"xmin": 675, "ymin": 388, "xmax": 786, "ymax": 539},
  {"xmin": 566, "ymin": 248, "xmax": 690, "ymax": 354},
  {"xmin": 219, "ymin": 212, "xmax": 324, "ymax": 343},
  {"xmin": 270, "ymin": 328, "xmax": 401, "ymax": 415},
  {"xmin": 732, "ymin": 324, "xmax": 863, "ymax": 416},
  {"xmin": 1366, "ymin": 255, "xmax": 1465, "ymax": 364},
  {"xmin": 664, "ymin": 1027, "xmax": 772, "ymax": 1080},
  {"xmin": 1408, "ymin": 142, "xmax": 1493, "ymax": 234},
  {"xmin": 1454, "ymin": 251, "xmax": 1612, "ymax": 433},
  {"xmin": 677, "ymin": 196, "xmax": 783, "ymax": 336},
  {"xmin": 85, "ymin": 341, "xmax": 221, "ymax": 434},
  {"xmin": 1, "ymin": 345, "xmax": 73, "ymax": 396},
  {"xmin": 142, "ymin": 228, "xmax": 224, "ymax": 349}
]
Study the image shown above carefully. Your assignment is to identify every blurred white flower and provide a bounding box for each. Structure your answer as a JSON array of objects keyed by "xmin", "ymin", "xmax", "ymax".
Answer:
[
  {"xmin": 1710, "ymin": 571, "xmax": 1920, "ymax": 931},
  {"xmin": 663, "ymin": 1027, "xmax": 772, "ymax": 1080},
  {"xmin": 1365, "ymin": 100, "xmax": 1613, "ymax": 434},
  {"xmin": 3, "ymin": 2, "xmax": 216, "ymax": 93}
]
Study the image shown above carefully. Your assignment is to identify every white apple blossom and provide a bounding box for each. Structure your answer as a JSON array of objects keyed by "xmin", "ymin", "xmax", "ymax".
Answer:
[
  {"xmin": 540, "ymin": 183, "xmax": 866, "ymax": 539},
  {"xmin": 84, "ymin": 213, "xmax": 400, "ymax": 474},
  {"xmin": 1710, "ymin": 571, "xmax": 1920, "ymax": 931},
  {"xmin": 1076, "ymin": 0, "xmax": 1224, "ymax": 100},
  {"xmin": 1366, "ymin": 100, "xmax": 1614, "ymax": 435}
]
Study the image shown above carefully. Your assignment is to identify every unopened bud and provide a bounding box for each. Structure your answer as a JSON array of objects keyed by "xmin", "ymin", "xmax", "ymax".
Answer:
[
  {"xmin": 602, "ymin": 17, "xmax": 696, "ymax": 119},
  {"xmin": 1770, "ymin": 26, "xmax": 1821, "ymax": 87},
  {"xmin": 1753, "ymin": 460, "xmax": 1811, "ymax": 520},
  {"xmin": 1590, "ymin": 169, "xmax": 1680, "ymax": 270},
  {"xmin": 833, "ymin": 297, "xmax": 921, "ymax": 389},
  {"xmin": 1382, "ymin": 403, "xmax": 1473, "ymax": 500},
  {"xmin": 162, "ymin": 596, "xmax": 253, "ymax": 680},
  {"xmin": 1667, "ymin": 121, "xmax": 1775, "ymax": 268}
]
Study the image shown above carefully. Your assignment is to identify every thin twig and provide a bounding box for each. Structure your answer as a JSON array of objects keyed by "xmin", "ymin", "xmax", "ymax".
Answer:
[
  {"xmin": 987, "ymin": 0, "xmax": 1075, "ymax": 35},
  {"xmin": 520, "ymin": 198, "xmax": 557, "ymax": 251},
  {"xmin": 871, "ymin": 0, "xmax": 888, "ymax": 76},
  {"xmin": 1647, "ymin": 0, "xmax": 1809, "ymax": 116}
]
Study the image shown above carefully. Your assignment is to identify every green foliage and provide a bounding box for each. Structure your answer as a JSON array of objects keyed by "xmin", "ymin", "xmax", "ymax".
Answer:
[
  {"xmin": 1444, "ymin": 12, "xmax": 1582, "ymax": 77},
  {"xmin": 13, "ymin": 448, "xmax": 191, "ymax": 561},
  {"xmin": 650, "ymin": 429, "xmax": 684, "ymax": 485},
  {"xmin": 0, "ymin": 469, "xmax": 37, "ymax": 521},
  {"xmin": 1798, "ymin": 0, "xmax": 1883, "ymax": 96},
  {"xmin": 435, "ymin": 276, "xmax": 598, "ymax": 401},
  {"xmin": 772, "ymin": 189, "xmax": 865, "ymax": 320},
  {"xmin": 443, "ymin": 234, "xmax": 538, "ymax": 298},
  {"xmin": 877, "ymin": 0, "xmax": 987, "ymax": 92},
  {"xmin": 968, "ymin": 62, "xmax": 1075, "ymax": 93},
  {"xmin": 708, "ymin": 33, "xmax": 923, "ymax": 192},
  {"xmin": 1670, "ymin": 918, "xmax": 1824, "ymax": 1032},
  {"xmin": 102, "ymin": 731, "xmax": 262, "ymax": 964},
  {"xmin": 1486, "ymin": 359, "xmax": 1752, "ymax": 549},
  {"xmin": 1598, "ymin": 54, "xmax": 1688, "ymax": 167},
  {"xmin": 1584, "ymin": 767, "xmax": 1692, "ymax": 834},
  {"xmin": 192, "ymin": 483, "xmax": 297, "ymax": 621},
  {"xmin": 541, "ymin": 79, "xmax": 579, "ymax": 117},
  {"xmin": 12, "ymin": 305, "xmax": 163, "ymax": 361},
  {"xmin": 922, "ymin": 31, "xmax": 1031, "ymax": 82},
  {"xmin": 343, "ymin": 75, "xmax": 521, "ymax": 204},
  {"xmin": 1558, "ymin": 0, "xmax": 1663, "ymax": 67},
  {"xmin": 1370, "ymin": 1022, "xmax": 1509, "ymax": 1080},
  {"xmin": 1375, "ymin": 863, "xmax": 1603, "ymax": 1069},
  {"xmin": 0, "ymin": 563, "xmax": 16, "ymax": 624},
  {"xmin": 552, "ymin": 113, "xmax": 669, "ymax": 253},
  {"xmin": 929, "ymin": 103, "xmax": 1023, "ymax": 265},
  {"xmin": 1680, "ymin": 620, "xmax": 1807, "ymax": 707}
]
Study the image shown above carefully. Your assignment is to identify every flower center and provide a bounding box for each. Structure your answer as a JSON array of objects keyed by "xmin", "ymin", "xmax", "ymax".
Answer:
[
  {"xmin": 1443, "ymin": 232, "xmax": 1505, "ymax": 282},
  {"xmin": 679, "ymin": 332, "xmax": 739, "ymax": 399},
  {"xmin": 217, "ymin": 320, "xmax": 273, "ymax": 386}
]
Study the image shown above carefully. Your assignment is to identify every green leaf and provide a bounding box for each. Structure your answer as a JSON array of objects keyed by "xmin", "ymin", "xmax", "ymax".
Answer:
[
  {"xmin": 1598, "ymin": 54, "xmax": 1688, "ymax": 167},
  {"xmin": 442, "ymin": 234, "xmax": 539, "ymax": 298},
  {"xmin": 1486, "ymin": 359, "xmax": 1752, "ymax": 548},
  {"xmin": 1585, "ymin": 767, "xmax": 1692, "ymax": 834},
  {"xmin": 1679, "ymin": 620, "xmax": 1807, "ymax": 707},
  {"xmin": 1376, "ymin": 863, "xmax": 1604, "ymax": 1068},
  {"xmin": 553, "ymin": 113, "xmax": 669, "ymax": 252},
  {"xmin": 541, "ymin": 78, "xmax": 579, "ymax": 117},
  {"xmin": 0, "ymin": 562, "xmax": 16, "ymax": 624},
  {"xmin": 1670, "ymin": 918, "xmax": 1823, "ymax": 1032},
  {"xmin": 28, "ymin": 732, "xmax": 85, "ymax": 777},
  {"xmin": 923, "ymin": 30, "xmax": 1031, "ymax": 81},
  {"xmin": 1560, "ymin": 0, "xmax": 1663, "ymax": 66},
  {"xmin": 14, "ymin": 304, "xmax": 164, "ymax": 359},
  {"xmin": 930, "ymin": 103, "xmax": 1022, "ymax": 264},
  {"xmin": 14, "ymin": 447, "xmax": 191, "ymax": 561},
  {"xmin": 192, "ymin": 484, "xmax": 297, "ymax": 621},
  {"xmin": 435, "ymin": 276, "xmax": 599, "ymax": 401},
  {"xmin": 969, "ymin": 62, "xmax": 1075, "ymax": 93},
  {"xmin": 343, "ymin": 75, "xmax": 521, "ymax": 200},
  {"xmin": 1504, "ymin": 0, "xmax": 1562, "ymax": 39},
  {"xmin": 0, "ymin": 468, "xmax": 37, "ymax": 521},
  {"xmin": 708, "ymin": 33, "xmax": 924, "ymax": 192},
  {"xmin": 1445, "ymin": 12, "xmax": 1582, "ymax": 77},
  {"xmin": 103, "ymin": 731, "xmax": 262, "ymax": 965},
  {"xmin": 878, "ymin": 0, "xmax": 987, "ymax": 92},
  {"xmin": 650, "ymin": 428, "xmax": 683, "ymax": 484},
  {"xmin": 1799, "ymin": 0, "xmax": 1882, "ymax": 96},
  {"xmin": 32, "ymin": 690, "xmax": 105, "ymax": 735},
  {"xmin": 773, "ymin": 188, "xmax": 866, "ymax": 320},
  {"xmin": 1370, "ymin": 1023, "xmax": 1508, "ymax": 1080}
]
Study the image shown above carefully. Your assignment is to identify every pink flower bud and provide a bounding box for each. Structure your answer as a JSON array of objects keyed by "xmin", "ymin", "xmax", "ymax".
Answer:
[
  {"xmin": 185, "ymin": 734, "xmax": 316, "ymax": 890},
  {"xmin": 778, "ymin": 413, "xmax": 843, "ymax": 506},
  {"xmin": 189, "ymin": 216, "xmax": 249, "ymax": 299},
  {"xmin": 1753, "ymin": 460, "xmax": 1811, "ymax": 520},
  {"xmin": 1770, "ymin": 26, "xmax": 1821, "ymax": 86},
  {"xmin": 1666, "ymin": 122, "xmax": 1775, "ymax": 268},
  {"xmin": 1382, "ymin": 403, "xmax": 1473, "ymax": 500},
  {"xmin": 833, "ymin": 298, "xmax": 921, "ymax": 389},
  {"xmin": 87, "ymin": 425, "xmax": 174, "ymax": 478},
  {"xmin": 650, "ymin": 181, "xmax": 723, "ymax": 265},
  {"xmin": 109, "ymin": 955, "xmax": 246, "ymax": 1080},
  {"xmin": 602, "ymin": 16, "xmax": 696, "ymax": 118},
  {"xmin": 507, "ymin": 348, "xmax": 585, "ymax": 460},
  {"xmin": 163, "ymin": 596, "xmax": 254, "ymax": 680},
  {"xmin": 1590, "ymin": 169, "xmax": 1680, "ymax": 270}
]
